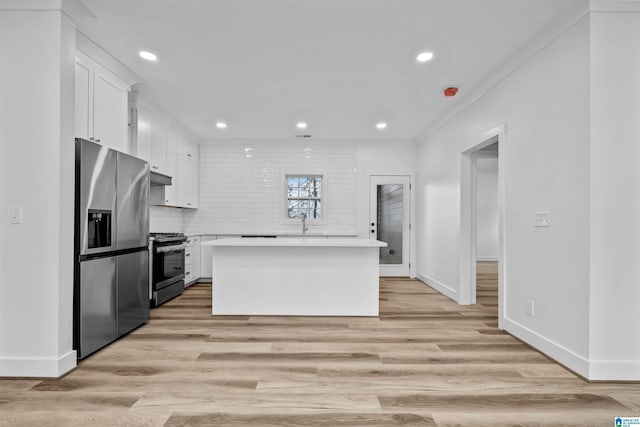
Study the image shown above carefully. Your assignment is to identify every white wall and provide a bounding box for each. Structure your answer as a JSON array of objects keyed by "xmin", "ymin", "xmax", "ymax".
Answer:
[
  {"xmin": 183, "ymin": 139, "xmax": 416, "ymax": 239},
  {"xmin": 588, "ymin": 10, "xmax": 640, "ymax": 380},
  {"xmin": 476, "ymin": 155, "xmax": 499, "ymax": 261},
  {"xmin": 0, "ymin": 7, "xmax": 77, "ymax": 376},
  {"xmin": 417, "ymin": 15, "xmax": 591, "ymax": 376}
]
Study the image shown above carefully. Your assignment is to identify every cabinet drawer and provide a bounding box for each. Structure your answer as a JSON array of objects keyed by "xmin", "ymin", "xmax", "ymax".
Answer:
[
  {"xmin": 186, "ymin": 235, "xmax": 200, "ymax": 246},
  {"xmin": 184, "ymin": 269, "xmax": 194, "ymax": 283},
  {"xmin": 185, "ymin": 247, "xmax": 194, "ymax": 260}
]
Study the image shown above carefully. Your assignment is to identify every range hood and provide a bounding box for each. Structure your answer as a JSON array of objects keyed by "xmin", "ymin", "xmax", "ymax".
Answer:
[{"xmin": 150, "ymin": 170, "xmax": 172, "ymax": 186}]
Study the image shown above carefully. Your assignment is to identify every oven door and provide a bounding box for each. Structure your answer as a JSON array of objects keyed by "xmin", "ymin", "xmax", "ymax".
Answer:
[{"xmin": 153, "ymin": 243, "xmax": 186, "ymax": 290}]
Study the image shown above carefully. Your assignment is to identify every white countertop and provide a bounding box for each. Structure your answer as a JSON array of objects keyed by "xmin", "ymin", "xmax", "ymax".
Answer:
[{"xmin": 201, "ymin": 237, "xmax": 387, "ymax": 248}]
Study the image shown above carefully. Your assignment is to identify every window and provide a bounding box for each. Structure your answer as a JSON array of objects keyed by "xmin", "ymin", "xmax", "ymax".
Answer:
[{"xmin": 287, "ymin": 175, "xmax": 322, "ymax": 219}]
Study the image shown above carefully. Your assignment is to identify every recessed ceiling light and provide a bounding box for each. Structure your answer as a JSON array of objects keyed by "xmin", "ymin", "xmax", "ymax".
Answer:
[
  {"xmin": 376, "ymin": 122, "xmax": 388, "ymax": 130},
  {"xmin": 216, "ymin": 121, "xmax": 227, "ymax": 129},
  {"xmin": 139, "ymin": 50, "xmax": 157, "ymax": 62},
  {"xmin": 296, "ymin": 122, "xmax": 308, "ymax": 129},
  {"xmin": 416, "ymin": 51, "xmax": 434, "ymax": 63}
]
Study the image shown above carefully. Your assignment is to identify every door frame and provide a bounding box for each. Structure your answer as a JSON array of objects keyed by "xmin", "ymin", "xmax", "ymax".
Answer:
[
  {"xmin": 369, "ymin": 174, "xmax": 415, "ymax": 277},
  {"xmin": 459, "ymin": 125, "xmax": 506, "ymax": 328}
]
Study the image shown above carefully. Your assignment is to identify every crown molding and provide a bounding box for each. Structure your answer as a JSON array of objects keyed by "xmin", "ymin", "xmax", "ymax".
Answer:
[{"xmin": 415, "ymin": 1, "xmax": 590, "ymax": 143}]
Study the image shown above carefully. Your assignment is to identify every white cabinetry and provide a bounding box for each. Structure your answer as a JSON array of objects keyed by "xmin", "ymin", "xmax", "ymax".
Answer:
[
  {"xmin": 136, "ymin": 104, "xmax": 168, "ymax": 175},
  {"xmin": 185, "ymin": 235, "xmax": 201, "ymax": 286},
  {"xmin": 75, "ymin": 52, "xmax": 129, "ymax": 153},
  {"xmin": 177, "ymin": 136, "xmax": 199, "ymax": 209}
]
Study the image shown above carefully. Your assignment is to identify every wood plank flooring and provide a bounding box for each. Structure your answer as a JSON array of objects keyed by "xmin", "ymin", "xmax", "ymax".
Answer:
[{"xmin": 1, "ymin": 262, "xmax": 639, "ymax": 426}]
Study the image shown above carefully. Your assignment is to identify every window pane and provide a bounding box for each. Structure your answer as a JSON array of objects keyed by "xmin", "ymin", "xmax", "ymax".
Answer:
[
  {"xmin": 286, "ymin": 175, "xmax": 322, "ymax": 220},
  {"xmin": 299, "ymin": 183, "xmax": 309, "ymax": 197}
]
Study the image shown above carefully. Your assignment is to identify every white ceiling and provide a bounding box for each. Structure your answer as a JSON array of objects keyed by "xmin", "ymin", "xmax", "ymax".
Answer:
[{"xmin": 77, "ymin": 0, "xmax": 578, "ymax": 141}]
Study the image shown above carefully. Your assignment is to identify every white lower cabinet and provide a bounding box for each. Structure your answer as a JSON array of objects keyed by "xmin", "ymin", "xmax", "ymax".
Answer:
[{"xmin": 184, "ymin": 235, "xmax": 201, "ymax": 286}]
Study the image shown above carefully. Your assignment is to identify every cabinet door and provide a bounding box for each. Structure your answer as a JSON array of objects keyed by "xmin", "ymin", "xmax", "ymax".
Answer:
[
  {"xmin": 74, "ymin": 59, "xmax": 92, "ymax": 140},
  {"xmin": 178, "ymin": 157, "xmax": 198, "ymax": 208},
  {"xmin": 178, "ymin": 135, "xmax": 198, "ymax": 161},
  {"xmin": 191, "ymin": 236, "xmax": 201, "ymax": 281},
  {"xmin": 136, "ymin": 105, "xmax": 152, "ymax": 162},
  {"xmin": 163, "ymin": 151, "xmax": 179, "ymax": 206},
  {"xmin": 93, "ymin": 68, "xmax": 128, "ymax": 153},
  {"xmin": 167, "ymin": 128, "xmax": 178, "ymax": 154},
  {"xmin": 151, "ymin": 119, "xmax": 168, "ymax": 174}
]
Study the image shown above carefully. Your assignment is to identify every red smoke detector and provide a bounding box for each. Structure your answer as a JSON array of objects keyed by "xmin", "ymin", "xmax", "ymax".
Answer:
[{"xmin": 444, "ymin": 87, "xmax": 459, "ymax": 97}]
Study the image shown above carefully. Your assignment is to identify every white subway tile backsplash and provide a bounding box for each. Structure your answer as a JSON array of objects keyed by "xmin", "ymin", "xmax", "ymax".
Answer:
[
  {"xmin": 183, "ymin": 141, "xmax": 357, "ymax": 235},
  {"xmin": 149, "ymin": 206, "xmax": 183, "ymax": 232}
]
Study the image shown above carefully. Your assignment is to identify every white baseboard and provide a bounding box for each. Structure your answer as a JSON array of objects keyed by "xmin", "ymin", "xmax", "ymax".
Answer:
[
  {"xmin": 476, "ymin": 256, "xmax": 498, "ymax": 262},
  {"xmin": 0, "ymin": 350, "xmax": 76, "ymax": 378},
  {"xmin": 502, "ymin": 317, "xmax": 589, "ymax": 378},
  {"xmin": 589, "ymin": 359, "xmax": 640, "ymax": 381},
  {"xmin": 416, "ymin": 272, "xmax": 459, "ymax": 302}
]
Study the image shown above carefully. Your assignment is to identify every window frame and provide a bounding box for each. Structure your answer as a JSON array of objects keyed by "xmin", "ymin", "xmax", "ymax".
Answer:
[{"xmin": 283, "ymin": 173, "xmax": 326, "ymax": 224}]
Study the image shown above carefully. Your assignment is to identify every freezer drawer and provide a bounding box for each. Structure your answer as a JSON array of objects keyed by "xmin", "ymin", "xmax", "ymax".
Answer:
[
  {"xmin": 79, "ymin": 257, "xmax": 117, "ymax": 358},
  {"xmin": 117, "ymin": 250, "xmax": 150, "ymax": 336}
]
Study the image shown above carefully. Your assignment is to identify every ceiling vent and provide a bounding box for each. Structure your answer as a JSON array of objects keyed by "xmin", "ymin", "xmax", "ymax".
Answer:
[{"xmin": 295, "ymin": 134, "xmax": 312, "ymax": 138}]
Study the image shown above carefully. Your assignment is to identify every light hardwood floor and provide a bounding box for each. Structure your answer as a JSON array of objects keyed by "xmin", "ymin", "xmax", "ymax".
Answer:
[{"xmin": 1, "ymin": 264, "xmax": 639, "ymax": 426}]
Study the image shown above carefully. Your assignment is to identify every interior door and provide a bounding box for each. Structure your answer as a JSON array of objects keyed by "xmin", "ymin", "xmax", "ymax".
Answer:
[{"xmin": 370, "ymin": 175, "xmax": 411, "ymax": 276}]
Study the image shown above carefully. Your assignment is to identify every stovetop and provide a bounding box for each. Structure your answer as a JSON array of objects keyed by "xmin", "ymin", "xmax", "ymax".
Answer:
[{"xmin": 149, "ymin": 232, "xmax": 187, "ymax": 243}]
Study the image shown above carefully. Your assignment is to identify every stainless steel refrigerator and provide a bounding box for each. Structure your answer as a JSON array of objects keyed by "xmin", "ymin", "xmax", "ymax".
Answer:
[{"xmin": 74, "ymin": 138, "xmax": 150, "ymax": 359}]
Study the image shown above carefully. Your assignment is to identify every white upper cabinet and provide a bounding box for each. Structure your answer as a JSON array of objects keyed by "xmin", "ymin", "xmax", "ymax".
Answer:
[
  {"xmin": 164, "ymin": 151, "xmax": 179, "ymax": 205},
  {"xmin": 167, "ymin": 128, "xmax": 178, "ymax": 154},
  {"xmin": 136, "ymin": 105, "xmax": 152, "ymax": 162},
  {"xmin": 74, "ymin": 52, "xmax": 129, "ymax": 153},
  {"xmin": 151, "ymin": 119, "xmax": 168, "ymax": 174},
  {"xmin": 136, "ymin": 105, "xmax": 198, "ymax": 209},
  {"xmin": 178, "ymin": 135, "xmax": 198, "ymax": 162},
  {"xmin": 177, "ymin": 134, "xmax": 199, "ymax": 208},
  {"xmin": 178, "ymin": 155, "xmax": 198, "ymax": 209},
  {"xmin": 136, "ymin": 104, "xmax": 168, "ymax": 175}
]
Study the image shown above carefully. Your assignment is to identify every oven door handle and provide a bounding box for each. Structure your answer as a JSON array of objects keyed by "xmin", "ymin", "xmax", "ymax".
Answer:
[{"xmin": 156, "ymin": 243, "xmax": 187, "ymax": 253}]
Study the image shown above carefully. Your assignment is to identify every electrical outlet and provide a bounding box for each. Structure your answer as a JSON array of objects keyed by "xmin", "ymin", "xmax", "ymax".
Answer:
[
  {"xmin": 526, "ymin": 299, "xmax": 534, "ymax": 316},
  {"xmin": 10, "ymin": 206, "xmax": 22, "ymax": 224}
]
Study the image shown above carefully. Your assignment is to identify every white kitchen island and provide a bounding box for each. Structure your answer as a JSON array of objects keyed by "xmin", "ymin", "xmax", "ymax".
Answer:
[{"xmin": 201, "ymin": 238, "xmax": 387, "ymax": 316}]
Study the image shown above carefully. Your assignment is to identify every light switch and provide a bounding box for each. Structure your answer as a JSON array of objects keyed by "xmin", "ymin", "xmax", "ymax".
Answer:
[
  {"xmin": 10, "ymin": 206, "xmax": 22, "ymax": 224},
  {"xmin": 533, "ymin": 211, "xmax": 550, "ymax": 227}
]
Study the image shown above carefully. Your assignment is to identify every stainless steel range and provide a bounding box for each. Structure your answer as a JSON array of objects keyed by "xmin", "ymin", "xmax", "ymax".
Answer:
[{"xmin": 149, "ymin": 232, "xmax": 188, "ymax": 307}]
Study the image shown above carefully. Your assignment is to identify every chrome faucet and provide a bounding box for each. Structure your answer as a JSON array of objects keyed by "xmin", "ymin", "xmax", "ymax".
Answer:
[{"xmin": 301, "ymin": 212, "xmax": 308, "ymax": 234}]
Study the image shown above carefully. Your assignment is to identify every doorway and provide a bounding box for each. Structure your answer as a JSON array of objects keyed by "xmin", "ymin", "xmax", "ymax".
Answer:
[
  {"xmin": 459, "ymin": 125, "xmax": 505, "ymax": 327},
  {"xmin": 369, "ymin": 175, "xmax": 411, "ymax": 277},
  {"xmin": 474, "ymin": 143, "xmax": 499, "ymax": 317}
]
